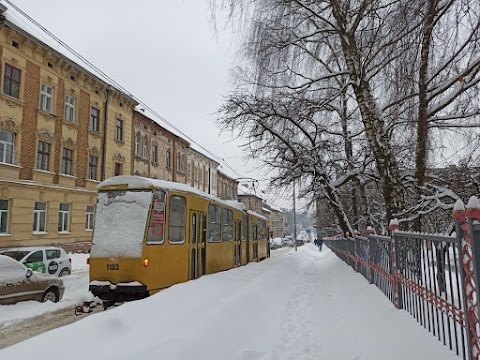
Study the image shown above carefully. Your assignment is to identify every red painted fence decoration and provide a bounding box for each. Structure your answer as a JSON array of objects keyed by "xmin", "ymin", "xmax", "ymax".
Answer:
[{"xmin": 324, "ymin": 197, "xmax": 480, "ymax": 360}]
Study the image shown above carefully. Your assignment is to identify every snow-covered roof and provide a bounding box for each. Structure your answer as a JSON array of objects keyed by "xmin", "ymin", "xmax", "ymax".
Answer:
[
  {"xmin": 217, "ymin": 161, "xmax": 241, "ymax": 181},
  {"xmin": 0, "ymin": 2, "xmax": 136, "ymax": 104},
  {"xmin": 134, "ymin": 107, "xmax": 188, "ymax": 143},
  {"xmin": 262, "ymin": 207, "xmax": 272, "ymax": 213},
  {"xmin": 267, "ymin": 204, "xmax": 283, "ymax": 213},
  {"xmin": 99, "ymin": 175, "xmax": 246, "ymax": 212}
]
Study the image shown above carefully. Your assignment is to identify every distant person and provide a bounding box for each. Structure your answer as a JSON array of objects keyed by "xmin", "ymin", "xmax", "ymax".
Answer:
[
  {"xmin": 317, "ymin": 238, "xmax": 324, "ymax": 252},
  {"xmin": 314, "ymin": 238, "xmax": 318, "ymax": 246}
]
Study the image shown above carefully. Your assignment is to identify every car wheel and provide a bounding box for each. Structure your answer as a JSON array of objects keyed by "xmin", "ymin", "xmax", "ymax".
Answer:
[
  {"xmin": 59, "ymin": 268, "xmax": 71, "ymax": 277},
  {"xmin": 42, "ymin": 288, "xmax": 59, "ymax": 303}
]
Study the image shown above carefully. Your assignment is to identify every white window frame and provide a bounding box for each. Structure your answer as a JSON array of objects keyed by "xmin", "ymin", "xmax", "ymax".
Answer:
[
  {"xmin": 166, "ymin": 149, "xmax": 171, "ymax": 169},
  {"xmin": 0, "ymin": 199, "xmax": 8, "ymax": 234},
  {"xmin": 61, "ymin": 148, "xmax": 73, "ymax": 175},
  {"xmin": 90, "ymin": 107, "xmax": 100, "ymax": 132},
  {"xmin": 58, "ymin": 203, "xmax": 70, "ymax": 233},
  {"xmin": 33, "ymin": 201, "xmax": 47, "ymax": 233},
  {"xmin": 64, "ymin": 95, "xmax": 75, "ymax": 122},
  {"xmin": 135, "ymin": 133, "xmax": 140, "ymax": 156},
  {"xmin": 142, "ymin": 136, "xmax": 148, "ymax": 158},
  {"xmin": 0, "ymin": 129, "xmax": 15, "ymax": 164},
  {"xmin": 152, "ymin": 144, "xmax": 158, "ymax": 163},
  {"xmin": 40, "ymin": 84, "xmax": 53, "ymax": 113},
  {"xmin": 115, "ymin": 119, "xmax": 123, "ymax": 142},
  {"xmin": 86, "ymin": 205, "xmax": 95, "ymax": 231}
]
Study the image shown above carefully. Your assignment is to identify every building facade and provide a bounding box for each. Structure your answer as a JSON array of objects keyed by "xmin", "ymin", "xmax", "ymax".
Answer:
[
  {"xmin": 187, "ymin": 146, "xmax": 219, "ymax": 196},
  {"xmin": 132, "ymin": 109, "xmax": 189, "ymax": 183},
  {"xmin": 0, "ymin": 5, "xmax": 136, "ymax": 249},
  {"xmin": 268, "ymin": 207, "xmax": 286, "ymax": 238}
]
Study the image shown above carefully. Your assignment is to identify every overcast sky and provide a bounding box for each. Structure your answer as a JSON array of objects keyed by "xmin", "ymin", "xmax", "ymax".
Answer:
[{"xmin": 7, "ymin": 0, "xmax": 298, "ymax": 209}]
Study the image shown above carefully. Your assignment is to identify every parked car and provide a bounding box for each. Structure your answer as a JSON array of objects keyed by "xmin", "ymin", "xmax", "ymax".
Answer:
[
  {"xmin": 0, "ymin": 255, "xmax": 65, "ymax": 305},
  {"xmin": 283, "ymin": 236, "xmax": 295, "ymax": 247},
  {"xmin": 270, "ymin": 237, "xmax": 284, "ymax": 250},
  {"xmin": 0, "ymin": 246, "xmax": 72, "ymax": 277}
]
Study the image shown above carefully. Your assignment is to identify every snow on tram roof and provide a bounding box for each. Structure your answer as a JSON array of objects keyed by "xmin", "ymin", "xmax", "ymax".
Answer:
[{"xmin": 99, "ymin": 176, "xmax": 247, "ymax": 212}]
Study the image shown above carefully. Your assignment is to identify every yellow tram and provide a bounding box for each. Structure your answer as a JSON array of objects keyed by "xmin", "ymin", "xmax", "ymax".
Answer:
[{"xmin": 89, "ymin": 175, "xmax": 270, "ymax": 302}]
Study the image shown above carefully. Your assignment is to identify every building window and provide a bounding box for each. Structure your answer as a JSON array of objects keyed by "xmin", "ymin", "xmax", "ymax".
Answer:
[
  {"xmin": 166, "ymin": 149, "xmax": 171, "ymax": 169},
  {"xmin": 90, "ymin": 107, "xmax": 100, "ymax": 132},
  {"xmin": 177, "ymin": 153, "xmax": 185, "ymax": 173},
  {"xmin": 115, "ymin": 119, "xmax": 123, "ymax": 142},
  {"xmin": 86, "ymin": 205, "xmax": 95, "ymax": 231},
  {"xmin": 0, "ymin": 199, "xmax": 8, "ymax": 234},
  {"xmin": 3, "ymin": 64, "xmax": 21, "ymax": 99},
  {"xmin": 61, "ymin": 148, "xmax": 73, "ymax": 175},
  {"xmin": 0, "ymin": 130, "xmax": 15, "ymax": 164},
  {"xmin": 89, "ymin": 155, "xmax": 98, "ymax": 180},
  {"xmin": 142, "ymin": 136, "xmax": 148, "ymax": 158},
  {"xmin": 152, "ymin": 144, "xmax": 158, "ymax": 163},
  {"xmin": 188, "ymin": 161, "xmax": 192, "ymax": 179},
  {"xmin": 40, "ymin": 84, "xmax": 53, "ymax": 113},
  {"xmin": 58, "ymin": 203, "xmax": 70, "ymax": 232},
  {"xmin": 33, "ymin": 201, "xmax": 47, "ymax": 233},
  {"xmin": 135, "ymin": 133, "xmax": 140, "ymax": 156},
  {"xmin": 64, "ymin": 95, "xmax": 75, "ymax": 122},
  {"xmin": 114, "ymin": 162, "xmax": 123, "ymax": 176},
  {"xmin": 37, "ymin": 141, "xmax": 50, "ymax": 171}
]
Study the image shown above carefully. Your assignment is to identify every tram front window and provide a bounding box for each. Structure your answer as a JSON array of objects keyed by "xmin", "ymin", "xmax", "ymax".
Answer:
[{"xmin": 91, "ymin": 190, "xmax": 153, "ymax": 258}]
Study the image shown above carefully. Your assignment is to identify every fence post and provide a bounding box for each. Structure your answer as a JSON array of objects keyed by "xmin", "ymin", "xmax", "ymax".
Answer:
[
  {"xmin": 389, "ymin": 219, "xmax": 402, "ymax": 310},
  {"xmin": 367, "ymin": 227, "xmax": 374, "ymax": 284},
  {"xmin": 453, "ymin": 199, "xmax": 475, "ymax": 360},
  {"xmin": 466, "ymin": 197, "xmax": 480, "ymax": 359}
]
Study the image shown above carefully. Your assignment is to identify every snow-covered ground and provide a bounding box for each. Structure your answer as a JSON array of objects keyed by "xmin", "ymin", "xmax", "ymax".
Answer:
[
  {"xmin": 1, "ymin": 244, "xmax": 458, "ymax": 359},
  {"xmin": 0, "ymin": 253, "xmax": 92, "ymax": 329}
]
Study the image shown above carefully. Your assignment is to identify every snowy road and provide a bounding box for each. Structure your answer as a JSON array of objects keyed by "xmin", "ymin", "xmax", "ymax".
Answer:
[
  {"xmin": 0, "ymin": 249, "xmax": 293, "ymax": 349},
  {"xmin": 1, "ymin": 245, "xmax": 458, "ymax": 359}
]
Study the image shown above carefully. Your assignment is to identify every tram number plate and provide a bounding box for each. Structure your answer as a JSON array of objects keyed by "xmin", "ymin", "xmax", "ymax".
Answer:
[{"xmin": 106, "ymin": 264, "xmax": 119, "ymax": 270}]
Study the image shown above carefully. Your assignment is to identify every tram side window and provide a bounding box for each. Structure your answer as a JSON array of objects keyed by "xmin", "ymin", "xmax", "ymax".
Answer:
[
  {"xmin": 169, "ymin": 195, "xmax": 186, "ymax": 243},
  {"xmin": 208, "ymin": 204, "xmax": 221, "ymax": 242},
  {"xmin": 258, "ymin": 220, "xmax": 267, "ymax": 240},
  {"xmin": 222, "ymin": 208, "xmax": 233, "ymax": 242},
  {"xmin": 147, "ymin": 190, "xmax": 166, "ymax": 244},
  {"xmin": 242, "ymin": 214, "xmax": 247, "ymax": 241}
]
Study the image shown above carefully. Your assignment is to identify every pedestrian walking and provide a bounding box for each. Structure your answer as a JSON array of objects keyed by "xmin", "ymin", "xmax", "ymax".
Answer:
[
  {"xmin": 317, "ymin": 238, "xmax": 324, "ymax": 252},
  {"xmin": 314, "ymin": 238, "xmax": 318, "ymax": 246}
]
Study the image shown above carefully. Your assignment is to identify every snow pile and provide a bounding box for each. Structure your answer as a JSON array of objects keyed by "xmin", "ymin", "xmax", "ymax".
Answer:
[{"xmin": 91, "ymin": 191, "xmax": 152, "ymax": 258}]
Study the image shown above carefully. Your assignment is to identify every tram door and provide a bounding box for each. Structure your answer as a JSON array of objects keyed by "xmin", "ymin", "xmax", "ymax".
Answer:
[
  {"xmin": 189, "ymin": 212, "xmax": 199, "ymax": 280},
  {"xmin": 190, "ymin": 211, "xmax": 207, "ymax": 280},
  {"xmin": 198, "ymin": 213, "xmax": 206, "ymax": 277},
  {"xmin": 234, "ymin": 221, "xmax": 241, "ymax": 267},
  {"xmin": 253, "ymin": 224, "xmax": 258, "ymax": 261}
]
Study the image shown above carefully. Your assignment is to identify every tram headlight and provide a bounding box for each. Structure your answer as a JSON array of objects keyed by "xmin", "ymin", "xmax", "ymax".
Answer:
[{"xmin": 143, "ymin": 258, "xmax": 149, "ymax": 267}]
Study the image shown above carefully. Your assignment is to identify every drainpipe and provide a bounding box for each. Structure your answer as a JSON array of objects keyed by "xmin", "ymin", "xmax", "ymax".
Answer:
[{"xmin": 102, "ymin": 88, "xmax": 111, "ymax": 181}]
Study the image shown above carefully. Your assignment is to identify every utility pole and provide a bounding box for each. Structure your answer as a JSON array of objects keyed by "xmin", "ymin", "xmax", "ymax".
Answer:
[{"xmin": 293, "ymin": 181, "xmax": 297, "ymax": 252}]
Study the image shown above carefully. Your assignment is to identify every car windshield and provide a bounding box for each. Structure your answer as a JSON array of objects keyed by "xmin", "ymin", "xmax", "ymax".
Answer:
[{"xmin": 1, "ymin": 251, "xmax": 29, "ymax": 261}]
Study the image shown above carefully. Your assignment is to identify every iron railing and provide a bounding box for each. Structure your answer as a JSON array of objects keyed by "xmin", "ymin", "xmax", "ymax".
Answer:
[{"xmin": 324, "ymin": 197, "xmax": 480, "ymax": 360}]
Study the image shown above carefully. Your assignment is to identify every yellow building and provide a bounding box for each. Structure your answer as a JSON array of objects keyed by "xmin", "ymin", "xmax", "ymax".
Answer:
[{"xmin": 0, "ymin": 4, "xmax": 136, "ymax": 250}]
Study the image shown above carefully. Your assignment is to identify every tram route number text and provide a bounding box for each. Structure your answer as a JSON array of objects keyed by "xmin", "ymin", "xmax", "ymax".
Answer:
[{"xmin": 106, "ymin": 264, "xmax": 119, "ymax": 270}]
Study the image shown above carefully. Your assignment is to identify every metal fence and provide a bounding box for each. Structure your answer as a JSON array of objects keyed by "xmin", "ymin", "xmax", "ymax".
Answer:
[{"xmin": 324, "ymin": 197, "xmax": 480, "ymax": 360}]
